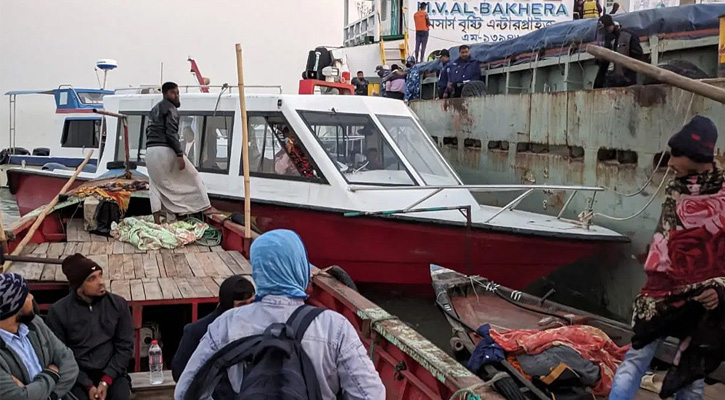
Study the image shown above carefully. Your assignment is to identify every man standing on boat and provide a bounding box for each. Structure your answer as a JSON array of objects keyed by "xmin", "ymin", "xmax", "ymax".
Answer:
[
  {"xmin": 47, "ymin": 254, "xmax": 134, "ymax": 400},
  {"xmin": 594, "ymin": 15, "xmax": 642, "ymax": 89},
  {"xmin": 443, "ymin": 45, "xmax": 481, "ymax": 98},
  {"xmin": 437, "ymin": 49, "xmax": 451, "ymax": 99},
  {"xmin": 145, "ymin": 82, "xmax": 217, "ymax": 224},
  {"xmin": 174, "ymin": 230, "xmax": 385, "ymax": 400},
  {"xmin": 0, "ymin": 273, "xmax": 79, "ymax": 400},
  {"xmin": 610, "ymin": 116, "xmax": 725, "ymax": 400}
]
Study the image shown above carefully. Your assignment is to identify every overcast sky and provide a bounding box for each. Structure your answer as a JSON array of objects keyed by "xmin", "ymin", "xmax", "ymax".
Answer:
[{"xmin": 0, "ymin": 0, "xmax": 343, "ymax": 148}]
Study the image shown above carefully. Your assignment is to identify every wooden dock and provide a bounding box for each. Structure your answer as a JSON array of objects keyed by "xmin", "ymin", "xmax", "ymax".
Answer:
[{"xmin": 6, "ymin": 220, "xmax": 251, "ymax": 303}]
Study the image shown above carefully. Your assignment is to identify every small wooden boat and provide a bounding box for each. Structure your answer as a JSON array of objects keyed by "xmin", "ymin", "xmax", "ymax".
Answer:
[
  {"xmin": 0, "ymin": 176, "xmax": 509, "ymax": 399},
  {"xmin": 430, "ymin": 264, "xmax": 725, "ymax": 400}
]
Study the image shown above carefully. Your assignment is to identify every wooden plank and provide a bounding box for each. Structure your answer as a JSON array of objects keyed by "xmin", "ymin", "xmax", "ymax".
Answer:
[
  {"xmin": 32, "ymin": 243, "xmax": 50, "ymax": 256},
  {"xmin": 20, "ymin": 243, "xmax": 38, "ymax": 255},
  {"xmin": 111, "ymin": 279, "xmax": 131, "ymax": 300},
  {"xmin": 142, "ymin": 253, "xmax": 161, "ymax": 278},
  {"xmin": 172, "ymin": 254, "xmax": 193, "ymax": 278},
  {"xmin": 130, "ymin": 279, "xmax": 145, "ymax": 301},
  {"xmin": 55, "ymin": 264, "xmax": 68, "ymax": 282},
  {"xmin": 112, "ymin": 240, "xmax": 126, "ymax": 255},
  {"xmin": 197, "ymin": 246, "xmax": 211, "ymax": 253},
  {"xmin": 90, "ymin": 233, "xmax": 108, "ymax": 242},
  {"xmin": 122, "ymin": 254, "xmax": 136, "ymax": 279},
  {"xmin": 184, "ymin": 253, "xmax": 207, "ymax": 277},
  {"xmin": 217, "ymin": 251, "xmax": 245, "ymax": 275},
  {"xmin": 210, "ymin": 246, "xmax": 225, "ymax": 253},
  {"xmin": 142, "ymin": 278, "xmax": 163, "ymax": 300},
  {"xmin": 174, "ymin": 247, "xmax": 188, "ymax": 254},
  {"xmin": 133, "ymin": 254, "xmax": 145, "ymax": 279},
  {"xmin": 226, "ymin": 251, "xmax": 252, "ymax": 275},
  {"xmin": 194, "ymin": 253, "xmax": 217, "ymax": 277},
  {"xmin": 174, "ymin": 278, "xmax": 196, "ymax": 299},
  {"xmin": 89, "ymin": 241, "xmax": 109, "ymax": 256},
  {"xmin": 123, "ymin": 242, "xmax": 137, "ymax": 254},
  {"xmin": 134, "ymin": 245, "xmax": 145, "ymax": 254},
  {"xmin": 206, "ymin": 252, "xmax": 233, "ymax": 278},
  {"xmin": 185, "ymin": 245, "xmax": 199, "ymax": 253},
  {"xmin": 159, "ymin": 250, "xmax": 176, "ymax": 278},
  {"xmin": 213, "ymin": 277, "xmax": 227, "ymax": 287},
  {"xmin": 46, "ymin": 243, "xmax": 66, "ymax": 258},
  {"xmin": 40, "ymin": 264, "xmax": 57, "ymax": 282},
  {"xmin": 62, "ymin": 242, "xmax": 80, "ymax": 257},
  {"xmin": 77, "ymin": 228, "xmax": 91, "ymax": 243},
  {"xmin": 66, "ymin": 220, "xmax": 80, "ymax": 242},
  {"xmin": 8, "ymin": 262, "xmax": 44, "ymax": 281},
  {"xmin": 201, "ymin": 276, "xmax": 220, "ymax": 296},
  {"xmin": 151, "ymin": 252, "xmax": 166, "ymax": 278},
  {"xmin": 129, "ymin": 370, "xmax": 175, "ymax": 391},
  {"xmin": 158, "ymin": 277, "xmax": 181, "ymax": 299},
  {"xmin": 80, "ymin": 242, "xmax": 93, "ymax": 256},
  {"xmin": 108, "ymin": 254, "xmax": 125, "ymax": 280},
  {"xmin": 188, "ymin": 277, "xmax": 213, "ymax": 298}
]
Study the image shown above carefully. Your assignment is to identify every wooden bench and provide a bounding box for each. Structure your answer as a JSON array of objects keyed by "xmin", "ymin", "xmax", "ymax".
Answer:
[{"xmin": 129, "ymin": 371, "xmax": 175, "ymax": 400}]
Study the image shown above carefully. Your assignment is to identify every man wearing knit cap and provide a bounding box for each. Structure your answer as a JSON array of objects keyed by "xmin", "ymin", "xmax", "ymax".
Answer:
[
  {"xmin": 0, "ymin": 273, "xmax": 79, "ymax": 400},
  {"xmin": 610, "ymin": 116, "xmax": 723, "ymax": 399},
  {"xmin": 593, "ymin": 14, "xmax": 642, "ymax": 89},
  {"xmin": 46, "ymin": 254, "xmax": 133, "ymax": 400}
]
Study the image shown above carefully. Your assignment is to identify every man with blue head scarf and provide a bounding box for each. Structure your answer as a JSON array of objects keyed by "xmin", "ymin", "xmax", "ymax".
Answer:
[{"xmin": 175, "ymin": 230, "xmax": 385, "ymax": 400}]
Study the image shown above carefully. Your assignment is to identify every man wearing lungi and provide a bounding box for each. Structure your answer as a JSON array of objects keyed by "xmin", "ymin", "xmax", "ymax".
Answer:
[{"xmin": 145, "ymin": 82, "xmax": 215, "ymax": 224}]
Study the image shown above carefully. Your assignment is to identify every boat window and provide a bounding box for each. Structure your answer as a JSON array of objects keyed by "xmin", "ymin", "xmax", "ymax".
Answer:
[
  {"xmin": 199, "ymin": 115, "xmax": 233, "ymax": 173},
  {"xmin": 77, "ymin": 92, "xmax": 106, "ymax": 105},
  {"xmin": 61, "ymin": 118, "xmax": 100, "ymax": 148},
  {"xmin": 376, "ymin": 115, "xmax": 459, "ymax": 185},
  {"xmin": 115, "ymin": 114, "xmax": 147, "ymax": 163},
  {"xmin": 298, "ymin": 110, "xmax": 414, "ymax": 185},
  {"xmin": 244, "ymin": 114, "xmax": 324, "ymax": 182}
]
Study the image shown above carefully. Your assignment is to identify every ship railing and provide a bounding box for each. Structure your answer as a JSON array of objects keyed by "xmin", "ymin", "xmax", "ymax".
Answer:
[
  {"xmin": 347, "ymin": 184, "xmax": 603, "ymax": 225},
  {"xmin": 344, "ymin": 11, "xmax": 377, "ymax": 47},
  {"xmin": 115, "ymin": 85, "xmax": 284, "ymax": 94}
]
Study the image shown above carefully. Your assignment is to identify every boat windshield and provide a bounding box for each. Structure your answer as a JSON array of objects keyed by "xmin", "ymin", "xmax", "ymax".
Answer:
[
  {"xmin": 376, "ymin": 115, "xmax": 459, "ymax": 185},
  {"xmin": 298, "ymin": 110, "xmax": 414, "ymax": 185}
]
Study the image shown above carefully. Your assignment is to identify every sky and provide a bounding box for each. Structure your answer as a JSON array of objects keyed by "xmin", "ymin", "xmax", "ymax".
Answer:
[{"xmin": 0, "ymin": 0, "xmax": 344, "ymax": 149}]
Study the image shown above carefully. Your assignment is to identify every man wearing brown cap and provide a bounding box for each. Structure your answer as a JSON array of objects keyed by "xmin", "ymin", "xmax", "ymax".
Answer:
[{"xmin": 46, "ymin": 254, "xmax": 134, "ymax": 400}]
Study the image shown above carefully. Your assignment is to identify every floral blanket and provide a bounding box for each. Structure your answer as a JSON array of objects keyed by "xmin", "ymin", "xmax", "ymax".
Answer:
[
  {"xmin": 634, "ymin": 169, "xmax": 725, "ymax": 320},
  {"xmin": 110, "ymin": 216, "xmax": 208, "ymax": 251},
  {"xmin": 490, "ymin": 325, "xmax": 627, "ymax": 396}
]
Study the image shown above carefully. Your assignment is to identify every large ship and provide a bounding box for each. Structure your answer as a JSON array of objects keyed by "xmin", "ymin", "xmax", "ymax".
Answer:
[{"xmin": 342, "ymin": 1, "xmax": 725, "ymax": 317}]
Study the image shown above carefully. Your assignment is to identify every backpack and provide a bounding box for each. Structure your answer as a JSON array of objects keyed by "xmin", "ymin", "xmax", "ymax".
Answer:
[{"xmin": 184, "ymin": 305, "xmax": 326, "ymax": 400}]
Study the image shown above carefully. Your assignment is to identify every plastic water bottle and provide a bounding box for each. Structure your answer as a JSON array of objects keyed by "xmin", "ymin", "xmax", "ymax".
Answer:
[{"xmin": 148, "ymin": 340, "xmax": 164, "ymax": 385}]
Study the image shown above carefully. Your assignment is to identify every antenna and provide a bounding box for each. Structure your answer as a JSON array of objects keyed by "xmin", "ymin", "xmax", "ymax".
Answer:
[{"xmin": 96, "ymin": 59, "xmax": 118, "ymax": 90}]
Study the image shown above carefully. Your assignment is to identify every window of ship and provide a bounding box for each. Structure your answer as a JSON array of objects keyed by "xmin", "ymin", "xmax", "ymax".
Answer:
[
  {"xmin": 298, "ymin": 110, "xmax": 415, "ymax": 186},
  {"xmin": 61, "ymin": 118, "xmax": 101, "ymax": 148},
  {"xmin": 242, "ymin": 112, "xmax": 325, "ymax": 183},
  {"xmin": 116, "ymin": 111, "xmax": 233, "ymax": 174},
  {"xmin": 376, "ymin": 114, "xmax": 460, "ymax": 185}
]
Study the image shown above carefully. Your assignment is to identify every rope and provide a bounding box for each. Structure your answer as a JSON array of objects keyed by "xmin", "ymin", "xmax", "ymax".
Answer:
[
  {"xmin": 579, "ymin": 167, "xmax": 671, "ymax": 225},
  {"xmin": 185, "ymin": 216, "xmax": 223, "ymax": 247},
  {"xmin": 447, "ymin": 383, "xmax": 491, "ymax": 400}
]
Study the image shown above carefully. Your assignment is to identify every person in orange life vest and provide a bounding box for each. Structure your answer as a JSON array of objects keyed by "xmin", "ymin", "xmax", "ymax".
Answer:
[{"xmin": 413, "ymin": 2, "xmax": 431, "ymax": 63}]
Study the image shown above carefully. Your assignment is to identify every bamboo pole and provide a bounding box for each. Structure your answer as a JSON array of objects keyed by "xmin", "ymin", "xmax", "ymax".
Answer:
[
  {"xmin": 586, "ymin": 44, "xmax": 725, "ymax": 104},
  {"xmin": 2, "ymin": 149, "xmax": 94, "ymax": 271},
  {"xmin": 235, "ymin": 44, "xmax": 252, "ymax": 240}
]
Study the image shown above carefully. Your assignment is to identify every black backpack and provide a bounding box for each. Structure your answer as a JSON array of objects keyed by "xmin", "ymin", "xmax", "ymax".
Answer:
[{"xmin": 184, "ymin": 305, "xmax": 326, "ymax": 400}]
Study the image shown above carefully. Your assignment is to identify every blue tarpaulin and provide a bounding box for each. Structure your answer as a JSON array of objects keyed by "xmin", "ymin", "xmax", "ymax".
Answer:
[{"xmin": 417, "ymin": 3, "xmax": 725, "ymax": 75}]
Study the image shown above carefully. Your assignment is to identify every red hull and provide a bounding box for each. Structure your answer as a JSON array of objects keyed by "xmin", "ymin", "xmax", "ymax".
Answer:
[{"xmin": 8, "ymin": 170, "xmax": 621, "ymax": 289}]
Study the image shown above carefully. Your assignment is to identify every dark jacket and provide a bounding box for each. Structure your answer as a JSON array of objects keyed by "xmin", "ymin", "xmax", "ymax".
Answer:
[
  {"xmin": 448, "ymin": 57, "xmax": 481, "ymax": 85},
  {"xmin": 594, "ymin": 27, "xmax": 643, "ymax": 88},
  {"xmin": 0, "ymin": 316, "xmax": 78, "ymax": 400},
  {"xmin": 351, "ymin": 78, "xmax": 369, "ymax": 96},
  {"xmin": 171, "ymin": 310, "xmax": 219, "ymax": 382},
  {"xmin": 46, "ymin": 293, "xmax": 133, "ymax": 390},
  {"xmin": 146, "ymin": 99, "xmax": 183, "ymax": 156},
  {"xmin": 438, "ymin": 60, "xmax": 450, "ymax": 90}
]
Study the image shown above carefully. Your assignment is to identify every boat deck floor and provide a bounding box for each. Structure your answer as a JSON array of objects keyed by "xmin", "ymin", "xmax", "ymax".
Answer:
[{"xmin": 6, "ymin": 220, "xmax": 251, "ymax": 302}]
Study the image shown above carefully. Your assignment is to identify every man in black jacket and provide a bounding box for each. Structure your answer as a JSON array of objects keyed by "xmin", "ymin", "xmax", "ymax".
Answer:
[
  {"xmin": 171, "ymin": 275, "xmax": 254, "ymax": 382},
  {"xmin": 47, "ymin": 254, "xmax": 134, "ymax": 400},
  {"xmin": 594, "ymin": 15, "xmax": 643, "ymax": 88},
  {"xmin": 145, "ymin": 82, "xmax": 216, "ymax": 224}
]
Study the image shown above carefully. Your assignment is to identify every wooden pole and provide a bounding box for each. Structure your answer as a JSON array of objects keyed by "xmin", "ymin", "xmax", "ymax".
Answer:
[
  {"xmin": 586, "ymin": 44, "xmax": 725, "ymax": 104},
  {"xmin": 235, "ymin": 44, "xmax": 252, "ymax": 241},
  {"xmin": 2, "ymin": 150, "xmax": 94, "ymax": 271}
]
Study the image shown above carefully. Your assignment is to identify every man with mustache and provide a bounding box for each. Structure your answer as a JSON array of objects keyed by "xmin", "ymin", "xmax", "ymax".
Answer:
[
  {"xmin": 47, "ymin": 254, "xmax": 134, "ymax": 400},
  {"xmin": 0, "ymin": 273, "xmax": 78, "ymax": 400}
]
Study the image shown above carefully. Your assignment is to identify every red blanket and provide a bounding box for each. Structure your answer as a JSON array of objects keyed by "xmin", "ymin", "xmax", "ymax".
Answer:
[{"xmin": 490, "ymin": 325, "xmax": 627, "ymax": 396}]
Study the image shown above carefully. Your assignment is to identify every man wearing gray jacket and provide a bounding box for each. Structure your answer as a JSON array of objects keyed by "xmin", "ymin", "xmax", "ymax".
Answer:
[{"xmin": 0, "ymin": 273, "xmax": 79, "ymax": 400}]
